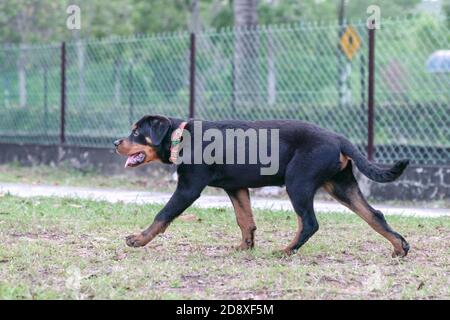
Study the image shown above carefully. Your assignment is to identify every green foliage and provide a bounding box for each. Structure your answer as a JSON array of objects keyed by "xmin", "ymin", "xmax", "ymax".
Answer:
[
  {"xmin": 444, "ymin": 0, "xmax": 450, "ymax": 26},
  {"xmin": 0, "ymin": 0, "xmax": 69, "ymax": 43},
  {"xmin": 258, "ymin": 0, "xmax": 423, "ymax": 25},
  {"xmin": 0, "ymin": 0, "xmax": 437, "ymax": 45},
  {"xmin": 346, "ymin": 0, "xmax": 422, "ymax": 19},
  {"xmin": 83, "ymin": 0, "xmax": 135, "ymax": 38},
  {"xmin": 131, "ymin": 0, "xmax": 190, "ymax": 34}
]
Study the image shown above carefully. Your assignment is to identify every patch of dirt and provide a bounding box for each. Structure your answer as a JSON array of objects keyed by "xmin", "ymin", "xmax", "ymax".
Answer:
[{"xmin": 9, "ymin": 231, "xmax": 67, "ymax": 241}]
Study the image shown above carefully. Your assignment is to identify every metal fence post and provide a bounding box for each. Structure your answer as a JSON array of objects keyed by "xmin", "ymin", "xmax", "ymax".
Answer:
[
  {"xmin": 189, "ymin": 32, "xmax": 196, "ymax": 119},
  {"xmin": 60, "ymin": 42, "xmax": 66, "ymax": 145},
  {"xmin": 367, "ymin": 22, "xmax": 375, "ymax": 161}
]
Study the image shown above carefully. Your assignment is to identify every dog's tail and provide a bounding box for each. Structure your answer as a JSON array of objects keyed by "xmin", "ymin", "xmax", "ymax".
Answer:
[{"xmin": 340, "ymin": 137, "xmax": 409, "ymax": 183}]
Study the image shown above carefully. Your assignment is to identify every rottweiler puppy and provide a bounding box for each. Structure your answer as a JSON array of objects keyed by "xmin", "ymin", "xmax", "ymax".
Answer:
[{"xmin": 115, "ymin": 115, "xmax": 410, "ymax": 257}]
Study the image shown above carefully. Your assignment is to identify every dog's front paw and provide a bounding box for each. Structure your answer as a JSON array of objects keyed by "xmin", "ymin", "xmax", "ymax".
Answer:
[
  {"xmin": 125, "ymin": 234, "xmax": 147, "ymax": 247},
  {"xmin": 234, "ymin": 243, "xmax": 251, "ymax": 251},
  {"xmin": 392, "ymin": 238, "xmax": 410, "ymax": 258},
  {"xmin": 234, "ymin": 239, "xmax": 254, "ymax": 251}
]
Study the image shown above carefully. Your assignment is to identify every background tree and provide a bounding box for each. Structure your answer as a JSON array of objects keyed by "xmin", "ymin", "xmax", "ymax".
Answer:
[
  {"xmin": 0, "ymin": 0, "xmax": 439, "ymax": 45},
  {"xmin": 0, "ymin": 0, "xmax": 68, "ymax": 108},
  {"xmin": 444, "ymin": 0, "xmax": 450, "ymax": 26},
  {"xmin": 233, "ymin": 0, "xmax": 260, "ymax": 109}
]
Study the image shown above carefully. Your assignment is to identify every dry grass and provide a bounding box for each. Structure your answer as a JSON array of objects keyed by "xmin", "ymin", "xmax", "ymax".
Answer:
[{"xmin": 0, "ymin": 194, "xmax": 449, "ymax": 299}]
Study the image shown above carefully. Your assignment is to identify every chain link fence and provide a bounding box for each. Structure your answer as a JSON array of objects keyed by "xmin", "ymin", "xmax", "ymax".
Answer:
[
  {"xmin": 0, "ymin": 15, "xmax": 449, "ymax": 165},
  {"xmin": 64, "ymin": 34, "xmax": 190, "ymax": 146},
  {"xmin": 0, "ymin": 43, "xmax": 61, "ymax": 145}
]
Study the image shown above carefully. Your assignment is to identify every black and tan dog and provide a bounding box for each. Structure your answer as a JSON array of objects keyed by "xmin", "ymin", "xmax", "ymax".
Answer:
[{"xmin": 115, "ymin": 115, "xmax": 410, "ymax": 257}]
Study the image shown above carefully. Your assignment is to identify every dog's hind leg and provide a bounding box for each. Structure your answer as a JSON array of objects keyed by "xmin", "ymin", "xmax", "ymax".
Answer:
[
  {"xmin": 323, "ymin": 163, "xmax": 409, "ymax": 257},
  {"xmin": 283, "ymin": 167, "xmax": 323, "ymax": 255},
  {"xmin": 226, "ymin": 188, "xmax": 257, "ymax": 250},
  {"xmin": 281, "ymin": 149, "xmax": 341, "ymax": 255},
  {"xmin": 283, "ymin": 183, "xmax": 319, "ymax": 255}
]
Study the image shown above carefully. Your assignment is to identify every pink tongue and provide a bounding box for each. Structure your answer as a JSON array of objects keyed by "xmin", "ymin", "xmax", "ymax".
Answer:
[
  {"xmin": 124, "ymin": 156, "xmax": 133, "ymax": 168},
  {"xmin": 124, "ymin": 153, "xmax": 145, "ymax": 168}
]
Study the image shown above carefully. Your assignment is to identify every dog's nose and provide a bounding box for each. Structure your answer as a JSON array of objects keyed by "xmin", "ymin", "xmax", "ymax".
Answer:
[{"xmin": 114, "ymin": 139, "xmax": 123, "ymax": 147}]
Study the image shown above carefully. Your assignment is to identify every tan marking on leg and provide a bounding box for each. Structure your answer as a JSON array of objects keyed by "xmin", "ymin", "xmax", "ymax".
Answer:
[
  {"xmin": 339, "ymin": 153, "xmax": 350, "ymax": 170},
  {"xmin": 282, "ymin": 215, "xmax": 303, "ymax": 255},
  {"xmin": 324, "ymin": 182, "xmax": 405, "ymax": 256},
  {"xmin": 349, "ymin": 192, "xmax": 404, "ymax": 255},
  {"xmin": 126, "ymin": 220, "xmax": 169, "ymax": 247},
  {"xmin": 228, "ymin": 189, "xmax": 256, "ymax": 250}
]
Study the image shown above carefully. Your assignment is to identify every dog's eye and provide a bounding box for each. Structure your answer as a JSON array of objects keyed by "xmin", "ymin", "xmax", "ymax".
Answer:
[{"xmin": 133, "ymin": 130, "xmax": 139, "ymax": 137}]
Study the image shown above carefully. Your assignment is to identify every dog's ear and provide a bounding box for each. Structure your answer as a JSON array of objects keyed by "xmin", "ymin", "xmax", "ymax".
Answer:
[{"xmin": 138, "ymin": 115, "xmax": 172, "ymax": 146}]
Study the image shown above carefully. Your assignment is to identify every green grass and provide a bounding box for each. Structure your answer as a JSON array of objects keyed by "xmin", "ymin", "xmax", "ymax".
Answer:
[
  {"xmin": 0, "ymin": 194, "xmax": 448, "ymax": 299},
  {"xmin": 0, "ymin": 163, "xmax": 176, "ymax": 192}
]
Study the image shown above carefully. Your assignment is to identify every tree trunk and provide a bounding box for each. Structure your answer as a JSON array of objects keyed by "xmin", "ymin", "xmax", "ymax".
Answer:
[
  {"xmin": 18, "ymin": 44, "xmax": 27, "ymax": 108},
  {"xmin": 76, "ymin": 39, "xmax": 86, "ymax": 108},
  {"xmin": 2, "ymin": 50, "xmax": 10, "ymax": 108},
  {"xmin": 189, "ymin": 0, "xmax": 204, "ymax": 113},
  {"xmin": 267, "ymin": 28, "xmax": 276, "ymax": 106},
  {"xmin": 233, "ymin": 0, "xmax": 259, "ymax": 112}
]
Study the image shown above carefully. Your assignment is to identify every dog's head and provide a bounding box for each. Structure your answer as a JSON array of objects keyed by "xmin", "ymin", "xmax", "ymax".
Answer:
[{"xmin": 114, "ymin": 115, "xmax": 172, "ymax": 168}]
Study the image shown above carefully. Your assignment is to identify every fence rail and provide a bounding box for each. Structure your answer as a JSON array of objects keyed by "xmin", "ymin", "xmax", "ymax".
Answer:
[{"xmin": 0, "ymin": 15, "xmax": 449, "ymax": 165}]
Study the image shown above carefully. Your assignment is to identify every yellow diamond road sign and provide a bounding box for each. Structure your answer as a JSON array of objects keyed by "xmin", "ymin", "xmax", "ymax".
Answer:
[{"xmin": 340, "ymin": 26, "xmax": 361, "ymax": 60}]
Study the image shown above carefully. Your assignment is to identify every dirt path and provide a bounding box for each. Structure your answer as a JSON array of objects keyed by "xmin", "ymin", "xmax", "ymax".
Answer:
[{"xmin": 0, "ymin": 182, "xmax": 448, "ymax": 217}]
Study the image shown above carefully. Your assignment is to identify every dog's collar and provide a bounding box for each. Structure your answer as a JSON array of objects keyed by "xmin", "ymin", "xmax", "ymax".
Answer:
[{"xmin": 169, "ymin": 121, "xmax": 187, "ymax": 164}]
